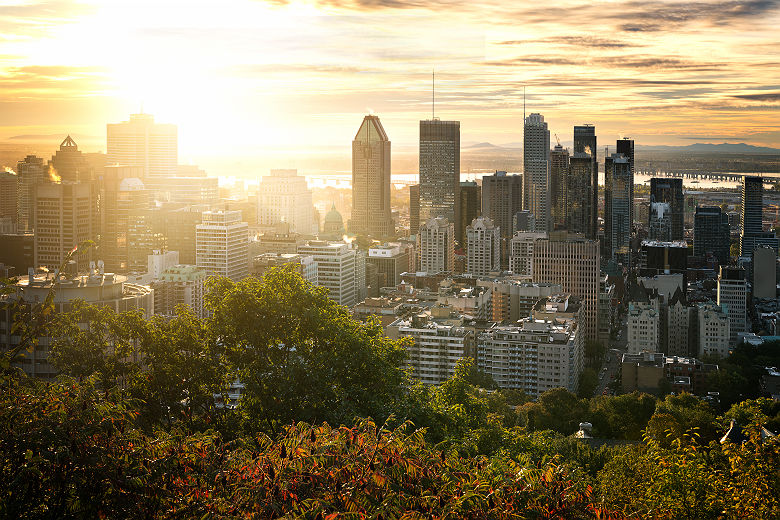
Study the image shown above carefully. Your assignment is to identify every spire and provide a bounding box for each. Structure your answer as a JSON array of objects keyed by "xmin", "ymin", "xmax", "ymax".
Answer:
[{"xmin": 60, "ymin": 135, "xmax": 77, "ymax": 149}]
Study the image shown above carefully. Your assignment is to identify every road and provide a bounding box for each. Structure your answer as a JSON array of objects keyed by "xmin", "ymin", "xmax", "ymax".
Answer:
[{"xmin": 594, "ymin": 314, "xmax": 628, "ymax": 397}]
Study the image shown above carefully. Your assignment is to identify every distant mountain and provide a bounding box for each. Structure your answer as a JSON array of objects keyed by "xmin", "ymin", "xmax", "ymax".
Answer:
[
  {"xmin": 464, "ymin": 142, "xmax": 522, "ymax": 151},
  {"xmin": 7, "ymin": 133, "xmax": 100, "ymax": 142},
  {"xmin": 639, "ymin": 142, "xmax": 780, "ymax": 154}
]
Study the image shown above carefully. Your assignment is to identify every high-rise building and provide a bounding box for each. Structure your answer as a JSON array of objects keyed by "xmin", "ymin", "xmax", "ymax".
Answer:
[
  {"xmin": 567, "ymin": 154, "xmax": 596, "ymax": 238},
  {"xmin": 49, "ymin": 136, "xmax": 92, "ymax": 183},
  {"xmin": 418, "ymin": 217, "xmax": 454, "ymax": 274},
  {"xmin": 627, "ymin": 299, "xmax": 661, "ymax": 355},
  {"xmin": 465, "ymin": 217, "xmax": 500, "ymax": 276},
  {"xmin": 508, "ymin": 231, "xmax": 547, "ymax": 277},
  {"xmin": 106, "ymin": 113, "xmax": 177, "ymax": 178},
  {"xmin": 151, "ymin": 265, "xmax": 207, "ymax": 319},
  {"xmin": 257, "ymin": 169, "xmax": 316, "ymax": 235},
  {"xmin": 0, "ymin": 170, "xmax": 17, "ymax": 231},
  {"xmin": 753, "ymin": 246, "xmax": 777, "ymax": 299},
  {"xmin": 457, "ymin": 181, "xmax": 481, "ymax": 246},
  {"xmin": 419, "ymin": 120, "xmax": 460, "ymax": 225},
  {"xmin": 616, "ymin": 137, "xmax": 635, "ymax": 227},
  {"xmin": 532, "ymin": 234, "xmax": 600, "ymax": 341},
  {"xmin": 549, "ymin": 143, "xmax": 570, "ymax": 231},
  {"xmin": 297, "ymin": 240, "xmax": 358, "ymax": 307},
  {"xmin": 604, "ymin": 153, "xmax": 632, "ymax": 266},
  {"xmin": 694, "ymin": 206, "xmax": 730, "ymax": 265},
  {"xmin": 740, "ymin": 176, "xmax": 778, "ymax": 257},
  {"xmin": 195, "ymin": 210, "xmax": 249, "ymax": 282},
  {"xmin": 717, "ymin": 266, "xmax": 747, "ymax": 346},
  {"xmin": 573, "ymin": 125, "xmax": 598, "ymax": 238},
  {"xmin": 639, "ymin": 240, "xmax": 689, "ymax": 287},
  {"xmin": 33, "ymin": 182, "xmax": 99, "ymax": 273},
  {"xmin": 523, "ymin": 113, "xmax": 550, "ymax": 231},
  {"xmin": 367, "ymin": 243, "xmax": 409, "ymax": 287},
  {"xmin": 153, "ymin": 205, "xmax": 204, "ymax": 265},
  {"xmin": 16, "ymin": 155, "xmax": 48, "ymax": 232},
  {"xmin": 667, "ymin": 289, "xmax": 693, "ymax": 357},
  {"xmin": 697, "ymin": 303, "xmax": 730, "ymax": 358},
  {"xmin": 349, "ymin": 115, "xmax": 394, "ymax": 237},
  {"xmin": 649, "ymin": 178, "xmax": 684, "ymax": 241},
  {"xmin": 409, "ymin": 184, "xmax": 420, "ymax": 236},
  {"xmin": 512, "ymin": 210, "xmax": 535, "ymax": 233},
  {"xmin": 481, "ymin": 171, "xmax": 522, "ymax": 239}
]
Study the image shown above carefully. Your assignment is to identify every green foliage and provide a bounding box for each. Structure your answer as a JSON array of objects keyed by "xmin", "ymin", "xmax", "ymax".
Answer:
[
  {"xmin": 587, "ymin": 392, "xmax": 656, "ymax": 440},
  {"xmin": 578, "ymin": 367, "xmax": 598, "ymax": 398},
  {"xmin": 645, "ymin": 393, "xmax": 717, "ymax": 447},
  {"xmin": 584, "ymin": 340, "xmax": 605, "ymax": 369},
  {"xmin": 519, "ymin": 388, "xmax": 588, "ymax": 435}
]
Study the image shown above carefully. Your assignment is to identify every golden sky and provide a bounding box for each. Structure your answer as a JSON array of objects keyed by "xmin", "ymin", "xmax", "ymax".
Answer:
[{"xmin": 1, "ymin": 0, "xmax": 780, "ymax": 159}]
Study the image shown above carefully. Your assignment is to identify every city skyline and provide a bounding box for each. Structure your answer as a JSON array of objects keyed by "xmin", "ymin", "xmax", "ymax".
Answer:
[{"xmin": 1, "ymin": 0, "xmax": 779, "ymax": 163}]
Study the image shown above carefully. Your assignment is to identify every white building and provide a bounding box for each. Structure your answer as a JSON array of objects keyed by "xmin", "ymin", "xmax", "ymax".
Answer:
[
  {"xmin": 509, "ymin": 231, "xmax": 547, "ymax": 278},
  {"xmin": 698, "ymin": 303, "xmax": 730, "ymax": 358},
  {"xmin": 297, "ymin": 240, "xmax": 359, "ymax": 308},
  {"xmin": 418, "ymin": 217, "xmax": 454, "ymax": 274},
  {"xmin": 257, "ymin": 169, "xmax": 316, "ymax": 235},
  {"xmin": 717, "ymin": 266, "xmax": 747, "ymax": 346},
  {"xmin": 151, "ymin": 264, "xmax": 207, "ymax": 319},
  {"xmin": 106, "ymin": 113, "xmax": 177, "ymax": 178},
  {"xmin": 147, "ymin": 250, "xmax": 180, "ymax": 280},
  {"xmin": 478, "ymin": 307, "xmax": 583, "ymax": 397},
  {"xmin": 196, "ymin": 210, "xmax": 249, "ymax": 282},
  {"xmin": 478, "ymin": 279, "xmax": 562, "ymax": 323},
  {"xmin": 387, "ymin": 311, "xmax": 474, "ymax": 385},
  {"xmin": 627, "ymin": 299, "xmax": 661, "ymax": 355},
  {"xmin": 466, "ymin": 217, "xmax": 500, "ymax": 277}
]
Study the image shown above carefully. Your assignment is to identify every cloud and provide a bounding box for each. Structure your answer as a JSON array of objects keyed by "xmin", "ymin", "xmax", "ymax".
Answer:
[
  {"xmin": 498, "ymin": 36, "xmax": 638, "ymax": 48},
  {"xmin": 733, "ymin": 92, "xmax": 780, "ymax": 102}
]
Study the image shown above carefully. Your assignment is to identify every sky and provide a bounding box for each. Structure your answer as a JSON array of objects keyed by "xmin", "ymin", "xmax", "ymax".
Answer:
[{"xmin": 1, "ymin": 0, "xmax": 780, "ymax": 164}]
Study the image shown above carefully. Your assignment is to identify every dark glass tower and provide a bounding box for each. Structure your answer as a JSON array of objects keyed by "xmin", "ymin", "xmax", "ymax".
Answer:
[
  {"xmin": 694, "ymin": 206, "xmax": 730, "ymax": 265},
  {"xmin": 739, "ymin": 176, "xmax": 778, "ymax": 257},
  {"xmin": 549, "ymin": 143, "xmax": 570, "ymax": 231},
  {"xmin": 419, "ymin": 120, "xmax": 460, "ymax": 226},
  {"xmin": 616, "ymin": 138, "xmax": 635, "ymax": 228},
  {"xmin": 605, "ymin": 154, "xmax": 632, "ymax": 266},
  {"xmin": 573, "ymin": 125, "xmax": 598, "ymax": 239},
  {"xmin": 567, "ymin": 153, "xmax": 595, "ymax": 238},
  {"xmin": 457, "ymin": 181, "xmax": 481, "ymax": 246},
  {"xmin": 649, "ymin": 178, "xmax": 684, "ymax": 241}
]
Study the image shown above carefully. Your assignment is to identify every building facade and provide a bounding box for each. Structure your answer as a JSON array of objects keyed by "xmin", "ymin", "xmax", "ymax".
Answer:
[
  {"xmin": 419, "ymin": 120, "xmax": 460, "ymax": 225},
  {"xmin": 717, "ymin": 266, "xmax": 747, "ymax": 346},
  {"xmin": 418, "ymin": 217, "xmax": 455, "ymax": 274},
  {"xmin": 523, "ymin": 113, "xmax": 550, "ymax": 231},
  {"xmin": 257, "ymin": 169, "xmax": 316, "ymax": 235},
  {"xmin": 465, "ymin": 217, "xmax": 500, "ymax": 277},
  {"xmin": 649, "ymin": 178, "xmax": 684, "ymax": 241},
  {"xmin": 151, "ymin": 264, "xmax": 207, "ymax": 319},
  {"xmin": 694, "ymin": 206, "xmax": 730, "ymax": 265},
  {"xmin": 349, "ymin": 115, "xmax": 394, "ymax": 237},
  {"xmin": 106, "ymin": 113, "xmax": 178, "ymax": 178},
  {"xmin": 297, "ymin": 240, "xmax": 359, "ymax": 307},
  {"xmin": 195, "ymin": 210, "xmax": 249, "ymax": 282}
]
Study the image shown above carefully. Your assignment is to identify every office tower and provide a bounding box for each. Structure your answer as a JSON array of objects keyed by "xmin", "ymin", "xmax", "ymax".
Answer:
[
  {"xmin": 143, "ymin": 176, "xmax": 219, "ymax": 204},
  {"xmin": 388, "ymin": 313, "xmax": 474, "ymax": 385},
  {"xmin": 48, "ymin": 136, "xmax": 92, "ymax": 183},
  {"xmin": 32, "ymin": 182, "xmax": 98, "ymax": 273},
  {"xmin": 418, "ymin": 120, "xmax": 460, "ymax": 225},
  {"xmin": 257, "ymin": 169, "xmax": 316, "ymax": 235},
  {"xmin": 367, "ymin": 243, "xmax": 409, "ymax": 287},
  {"xmin": 532, "ymin": 235, "xmax": 600, "ymax": 341},
  {"xmin": 567, "ymin": 154, "xmax": 595, "ymax": 237},
  {"xmin": 667, "ymin": 289, "xmax": 693, "ymax": 357},
  {"xmin": 457, "ymin": 181, "xmax": 481, "ymax": 246},
  {"xmin": 154, "ymin": 205, "xmax": 204, "ymax": 265},
  {"xmin": 418, "ymin": 217, "xmax": 454, "ymax": 274},
  {"xmin": 512, "ymin": 210, "xmax": 535, "ymax": 233},
  {"xmin": 509, "ymin": 231, "xmax": 547, "ymax": 277},
  {"xmin": 694, "ymin": 206, "xmax": 730, "ymax": 265},
  {"xmin": 697, "ymin": 303, "xmax": 731, "ymax": 358},
  {"xmin": 107, "ymin": 113, "xmax": 177, "ymax": 178},
  {"xmin": 481, "ymin": 172, "xmax": 522, "ymax": 237},
  {"xmin": 523, "ymin": 113, "xmax": 551, "ymax": 231},
  {"xmin": 465, "ymin": 217, "xmax": 500, "ymax": 276},
  {"xmin": 151, "ymin": 265, "xmax": 207, "ymax": 319},
  {"xmin": 604, "ymin": 153, "xmax": 632, "ymax": 266},
  {"xmin": 616, "ymin": 138, "xmax": 635, "ymax": 226},
  {"xmin": 753, "ymin": 246, "xmax": 777, "ymax": 299},
  {"xmin": 478, "ymin": 299, "xmax": 583, "ymax": 396},
  {"xmin": 16, "ymin": 155, "xmax": 48, "ymax": 232},
  {"xmin": 740, "ymin": 176, "xmax": 779, "ymax": 257},
  {"xmin": 549, "ymin": 143, "xmax": 570, "ymax": 231},
  {"xmin": 349, "ymin": 115, "xmax": 394, "ymax": 237},
  {"xmin": 639, "ymin": 240, "xmax": 688, "ymax": 287},
  {"xmin": 298, "ymin": 240, "xmax": 358, "ymax": 307},
  {"xmin": 409, "ymin": 184, "xmax": 420, "ymax": 235},
  {"xmin": 196, "ymin": 210, "xmax": 249, "ymax": 282},
  {"xmin": 0, "ymin": 170, "xmax": 17, "ymax": 231},
  {"xmin": 573, "ymin": 125, "xmax": 598, "ymax": 238},
  {"xmin": 649, "ymin": 178, "xmax": 684, "ymax": 241},
  {"xmin": 717, "ymin": 266, "xmax": 746, "ymax": 346}
]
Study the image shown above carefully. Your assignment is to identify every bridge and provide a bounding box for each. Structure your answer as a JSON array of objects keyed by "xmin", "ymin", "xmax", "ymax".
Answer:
[{"xmin": 637, "ymin": 170, "xmax": 780, "ymax": 183}]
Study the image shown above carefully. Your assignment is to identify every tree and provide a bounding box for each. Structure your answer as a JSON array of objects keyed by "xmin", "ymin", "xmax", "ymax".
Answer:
[
  {"xmin": 578, "ymin": 368, "xmax": 598, "ymax": 398},
  {"xmin": 519, "ymin": 388, "xmax": 588, "ymax": 435},
  {"xmin": 645, "ymin": 393, "xmax": 717, "ymax": 446}
]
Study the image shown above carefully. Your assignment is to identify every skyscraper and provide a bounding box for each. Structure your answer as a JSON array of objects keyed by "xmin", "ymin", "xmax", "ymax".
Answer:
[
  {"xmin": 257, "ymin": 169, "xmax": 316, "ymax": 235},
  {"xmin": 694, "ymin": 206, "xmax": 730, "ymax": 265},
  {"xmin": 0, "ymin": 170, "xmax": 17, "ymax": 231},
  {"xmin": 196, "ymin": 210, "xmax": 249, "ymax": 282},
  {"xmin": 567, "ymin": 154, "xmax": 595, "ymax": 237},
  {"xmin": 457, "ymin": 181, "xmax": 481, "ymax": 247},
  {"xmin": 409, "ymin": 184, "xmax": 420, "ymax": 236},
  {"xmin": 418, "ymin": 216, "xmax": 454, "ymax": 274},
  {"xmin": 616, "ymin": 137, "xmax": 635, "ymax": 227},
  {"xmin": 419, "ymin": 120, "xmax": 460, "ymax": 225},
  {"xmin": 573, "ymin": 125, "xmax": 598, "ymax": 238},
  {"xmin": 549, "ymin": 143, "xmax": 570, "ymax": 231},
  {"xmin": 349, "ymin": 115, "xmax": 394, "ymax": 237},
  {"xmin": 107, "ymin": 113, "xmax": 178, "ymax": 178},
  {"xmin": 523, "ymin": 113, "xmax": 550, "ymax": 231},
  {"xmin": 717, "ymin": 266, "xmax": 746, "ymax": 346},
  {"xmin": 481, "ymin": 172, "xmax": 522, "ymax": 239},
  {"xmin": 49, "ymin": 135, "xmax": 92, "ymax": 183},
  {"xmin": 604, "ymin": 154, "xmax": 632, "ymax": 266},
  {"xmin": 649, "ymin": 178, "xmax": 684, "ymax": 241},
  {"xmin": 740, "ymin": 176, "xmax": 778, "ymax": 257},
  {"xmin": 298, "ymin": 240, "xmax": 359, "ymax": 307},
  {"xmin": 16, "ymin": 155, "xmax": 48, "ymax": 232},
  {"xmin": 466, "ymin": 217, "xmax": 500, "ymax": 276}
]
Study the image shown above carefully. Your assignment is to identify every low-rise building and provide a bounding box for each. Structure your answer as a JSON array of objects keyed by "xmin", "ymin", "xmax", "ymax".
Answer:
[
  {"xmin": 698, "ymin": 302, "xmax": 731, "ymax": 358},
  {"xmin": 151, "ymin": 264, "xmax": 207, "ymax": 319},
  {"xmin": 627, "ymin": 299, "xmax": 661, "ymax": 354}
]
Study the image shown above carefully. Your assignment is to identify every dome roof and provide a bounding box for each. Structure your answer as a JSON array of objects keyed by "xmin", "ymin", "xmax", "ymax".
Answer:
[
  {"xmin": 119, "ymin": 177, "xmax": 145, "ymax": 191},
  {"xmin": 324, "ymin": 203, "xmax": 343, "ymax": 223}
]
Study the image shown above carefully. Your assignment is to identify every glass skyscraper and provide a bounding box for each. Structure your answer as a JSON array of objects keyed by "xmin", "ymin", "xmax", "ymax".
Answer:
[
  {"xmin": 419, "ymin": 119, "xmax": 460, "ymax": 226},
  {"xmin": 573, "ymin": 125, "xmax": 598, "ymax": 239},
  {"xmin": 523, "ymin": 113, "xmax": 550, "ymax": 231}
]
